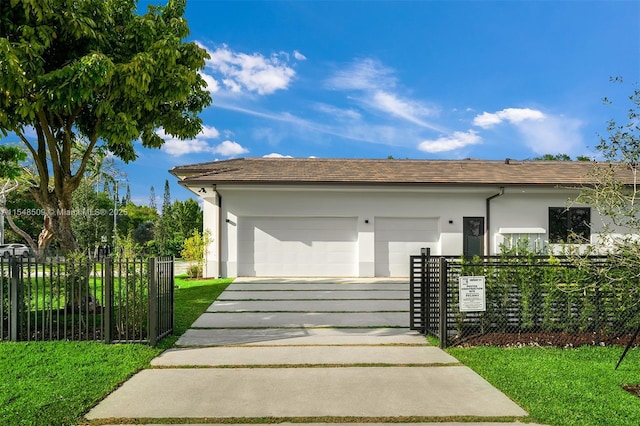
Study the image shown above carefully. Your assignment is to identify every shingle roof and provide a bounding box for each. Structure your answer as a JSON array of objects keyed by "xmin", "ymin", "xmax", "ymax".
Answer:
[{"xmin": 169, "ymin": 157, "xmax": 632, "ymax": 187}]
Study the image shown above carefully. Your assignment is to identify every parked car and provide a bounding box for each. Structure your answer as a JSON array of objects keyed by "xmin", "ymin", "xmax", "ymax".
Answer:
[{"xmin": 0, "ymin": 243, "xmax": 31, "ymax": 258}]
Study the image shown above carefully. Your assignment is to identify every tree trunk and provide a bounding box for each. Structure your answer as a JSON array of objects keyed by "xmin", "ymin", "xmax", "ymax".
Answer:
[
  {"xmin": 48, "ymin": 210, "xmax": 78, "ymax": 251},
  {"xmin": 35, "ymin": 192, "xmax": 79, "ymax": 252},
  {"xmin": 38, "ymin": 215, "xmax": 54, "ymax": 251}
]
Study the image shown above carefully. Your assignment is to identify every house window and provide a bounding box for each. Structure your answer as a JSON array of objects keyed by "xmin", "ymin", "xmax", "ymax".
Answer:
[{"xmin": 548, "ymin": 207, "xmax": 591, "ymax": 243}]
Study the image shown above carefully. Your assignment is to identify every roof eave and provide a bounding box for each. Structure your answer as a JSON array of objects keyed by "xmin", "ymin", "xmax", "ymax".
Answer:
[{"xmin": 178, "ymin": 178, "xmax": 588, "ymax": 187}]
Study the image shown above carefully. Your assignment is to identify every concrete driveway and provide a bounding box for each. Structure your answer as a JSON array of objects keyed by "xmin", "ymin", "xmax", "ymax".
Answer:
[{"xmin": 85, "ymin": 277, "xmax": 531, "ymax": 424}]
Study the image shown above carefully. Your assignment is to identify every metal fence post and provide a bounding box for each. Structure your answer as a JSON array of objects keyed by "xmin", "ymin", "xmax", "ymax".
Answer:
[
  {"xmin": 169, "ymin": 257, "xmax": 175, "ymax": 334},
  {"xmin": 438, "ymin": 256, "xmax": 448, "ymax": 349},
  {"xmin": 148, "ymin": 257, "xmax": 158, "ymax": 347},
  {"xmin": 9, "ymin": 258, "xmax": 21, "ymax": 342},
  {"xmin": 409, "ymin": 256, "xmax": 418, "ymax": 332},
  {"xmin": 104, "ymin": 257, "xmax": 113, "ymax": 344},
  {"xmin": 421, "ymin": 248, "xmax": 430, "ymax": 335},
  {"xmin": 594, "ymin": 280, "xmax": 601, "ymax": 345}
]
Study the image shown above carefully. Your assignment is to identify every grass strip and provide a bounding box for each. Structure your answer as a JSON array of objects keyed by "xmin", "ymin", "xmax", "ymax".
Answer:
[
  {"xmin": 188, "ymin": 325, "xmax": 408, "ymax": 329},
  {"xmin": 83, "ymin": 414, "xmax": 523, "ymax": 425},
  {"xmin": 215, "ymin": 298, "xmax": 408, "ymax": 301},
  {"xmin": 174, "ymin": 343, "xmax": 429, "ymax": 348},
  {"xmin": 448, "ymin": 345, "xmax": 640, "ymax": 426},
  {"xmin": 150, "ymin": 362, "xmax": 462, "ymax": 368},
  {"xmin": 205, "ymin": 310, "xmax": 407, "ymax": 313},
  {"xmin": 173, "ymin": 344, "xmax": 431, "ymax": 350},
  {"xmin": 220, "ymin": 289, "xmax": 408, "ymax": 290}
]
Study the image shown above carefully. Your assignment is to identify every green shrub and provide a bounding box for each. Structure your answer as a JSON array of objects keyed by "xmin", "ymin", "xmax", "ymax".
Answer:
[
  {"xmin": 180, "ymin": 229, "xmax": 210, "ymax": 278},
  {"xmin": 455, "ymin": 241, "xmax": 632, "ymax": 339}
]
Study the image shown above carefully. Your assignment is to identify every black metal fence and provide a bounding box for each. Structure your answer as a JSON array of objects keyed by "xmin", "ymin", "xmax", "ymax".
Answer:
[
  {"xmin": 0, "ymin": 255, "xmax": 174, "ymax": 346},
  {"xmin": 411, "ymin": 251, "xmax": 640, "ymax": 348}
]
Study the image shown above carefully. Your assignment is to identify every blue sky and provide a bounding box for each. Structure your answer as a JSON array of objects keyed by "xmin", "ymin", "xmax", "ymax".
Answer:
[{"xmin": 7, "ymin": 1, "xmax": 640, "ymax": 204}]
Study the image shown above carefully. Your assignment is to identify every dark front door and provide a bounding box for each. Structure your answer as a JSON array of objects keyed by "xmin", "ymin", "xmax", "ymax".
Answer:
[{"xmin": 463, "ymin": 217, "xmax": 484, "ymax": 257}]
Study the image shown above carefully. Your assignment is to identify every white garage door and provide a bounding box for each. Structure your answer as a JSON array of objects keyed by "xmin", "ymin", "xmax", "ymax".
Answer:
[
  {"xmin": 375, "ymin": 218, "xmax": 439, "ymax": 277},
  {"xmin": 238, "ymin": 217, "xmax": 358, "ymax": 277}
]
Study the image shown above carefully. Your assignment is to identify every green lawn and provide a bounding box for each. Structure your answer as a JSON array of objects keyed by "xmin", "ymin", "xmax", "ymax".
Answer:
[
  {"xmin": 0, "ymin": 275, "xmax": 233, "ymax": 425},
  {"xmin": 448, "ymin": 345, "xmax": 640, "ymax": 426}
]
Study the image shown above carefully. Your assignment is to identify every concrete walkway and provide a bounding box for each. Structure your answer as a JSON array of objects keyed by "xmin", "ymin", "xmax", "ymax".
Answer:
[{"xmin": 85, "ymin": 278, "xmax": 533, "ymax": 425}]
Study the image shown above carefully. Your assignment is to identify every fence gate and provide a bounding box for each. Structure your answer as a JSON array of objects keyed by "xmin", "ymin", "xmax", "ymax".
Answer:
[
  {"xmin": 148, "ymin": 256, "xmax": 175, "ymax": 346},
  {"xmin": 409, "ymin": 249, "xmax": 447, "ymax": 347},
  {"xmin": 409, "ymin": 250, "xmax": 426, "ymax": 333}
]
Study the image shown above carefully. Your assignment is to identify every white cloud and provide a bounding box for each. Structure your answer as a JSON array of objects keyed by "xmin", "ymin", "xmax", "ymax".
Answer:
[
  {"xmin": 325, "ymin": 58, "xmax": 444, "ymax": 132},
  {"xmin": 157, "ymin": 126, "xmax": 247, "ymax": 157},
  {"xmin": 199, "ymin": 125, "xmax": 220, "ymax": 139},
  {"xmin": 314, "ymin": 103, "xmax": 362, "ymax": 120},
  {"xmin": 326, "ymin": 58, "xmax": 395, "ymax": 91},
  {"xmin": 222, "ymin": 77, "xmax": 242, "ymax": 93},
  {"xmin": 217, "ymin": 98, "xmax": 446, "ymax": 151},
  {"xmin": 263, "ymin": 153, "xmax": 293, "ymax": 158},
  {"xmin": 370, "ymin": 91, "xmax": 440, "ymax": 129},
  {"xmin": 200, "ymin": 72, "xmax": 220, "ymax": 94},
  {"xmin": 293, "ymin": 50, "xmax": 307, "ymax": 61},
  {"xmin": 473, "ymin": 108, "xmax": 545, "ymax": 128},
  {"xmin": 200, "ymin": 44, "xmax": 299, "ymax": 96},
  {"xmin": 472, "ymin": 107, "xmax": 583, "ymax": 155},
  {"xmin": 418, "ymin": 130, "xmax": 482, "ymax": 153},
  {"xmin": 205, "ymin": 56, "xmax": 449, "ymax": 149},
  {"xmin": 473, "ymin": 112, "xmax": 503, "ymax": 128},
  {"xmin": 157, "ymin": 125, "xmax": 220, "ymax": 141},
  {"xmin": 162, "ymin": 138, "xmax": 214, "ymax": 156},
  {"xmin": 213, "ymin": 140, "xmax": 249, "ymax": 156},
  {"xmin": 518, "ymin": 116, "xmax": 584, "ymax": 155}
]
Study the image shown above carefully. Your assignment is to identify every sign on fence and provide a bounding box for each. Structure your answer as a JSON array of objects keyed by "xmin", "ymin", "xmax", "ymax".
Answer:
[{"xmin": 459, "ymin": 276, "xmax": 486, "ymax": 312}]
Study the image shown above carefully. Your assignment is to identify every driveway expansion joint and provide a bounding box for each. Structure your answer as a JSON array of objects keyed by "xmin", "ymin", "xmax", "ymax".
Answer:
[{"xmin": 85, "ymin": 278, "xmax": 529, "ymax": 423}]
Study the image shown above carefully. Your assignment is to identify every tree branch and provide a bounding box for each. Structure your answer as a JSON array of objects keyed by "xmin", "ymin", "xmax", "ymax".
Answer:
[
  {"xmin": 1, "ymin": 207, "xmax": 37, "ymax": 252},
  {"xmin": 70, "ymin": 120, "xmax": 102, "ymax": 188},
  {"xmin": 17, "ymin": 132, "xmax": 37, "ymax": 162},
  {"xmin": 24, "ymin": 121, "xmax": 52, "ymax": 204},
  {"xmin": 61, "ymin": 117, "xmax": 73, "ymax": 178},
  {"xmin": 0, "ymin": 180, "xmax": 19, "ymax": 197},
  {"xmin": 37, "ymin": 110, "xmax": 64, "ymax": 198}
]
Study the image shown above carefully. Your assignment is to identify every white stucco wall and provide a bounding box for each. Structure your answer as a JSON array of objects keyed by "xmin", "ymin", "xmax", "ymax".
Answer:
[
  {"xmin": 489, "ymin": 190, "xmax": 606, "ymax": 252},
  {"xmin": 194, "ymin": 184, "xmax": 608, "ymax": 278},
  {"xmin": 201, "ymin": 192, "xmax": 220, "ymax": 278}
]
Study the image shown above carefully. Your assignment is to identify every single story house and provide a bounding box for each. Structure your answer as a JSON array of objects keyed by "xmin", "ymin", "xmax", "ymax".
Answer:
[{"xmin": 170, "ymin": 157, "xmax": 627, "ymax": 278}]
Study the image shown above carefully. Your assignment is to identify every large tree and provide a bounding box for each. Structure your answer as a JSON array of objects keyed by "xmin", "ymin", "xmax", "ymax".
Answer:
[
  {"xmin": 579, "ymin": 80, "xmax": 640, "ymax": 234},
  {"xmin": 171, "ymin": 198, "xmax": 202, "ymax": 238},
  {"xmin": 0, "ymin": 0, "xmax": 211, "ymax": 250},
  {"xmin": 572, "ymin": 80, "xmax": 640, "ymax": 336},
  {"xmin": 71, "ymin": 180, "xmax": 114, "ymax": 249},
  {"xmin": 153, "ymin": 179, "xmax": 173, "ymax": 254}
]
